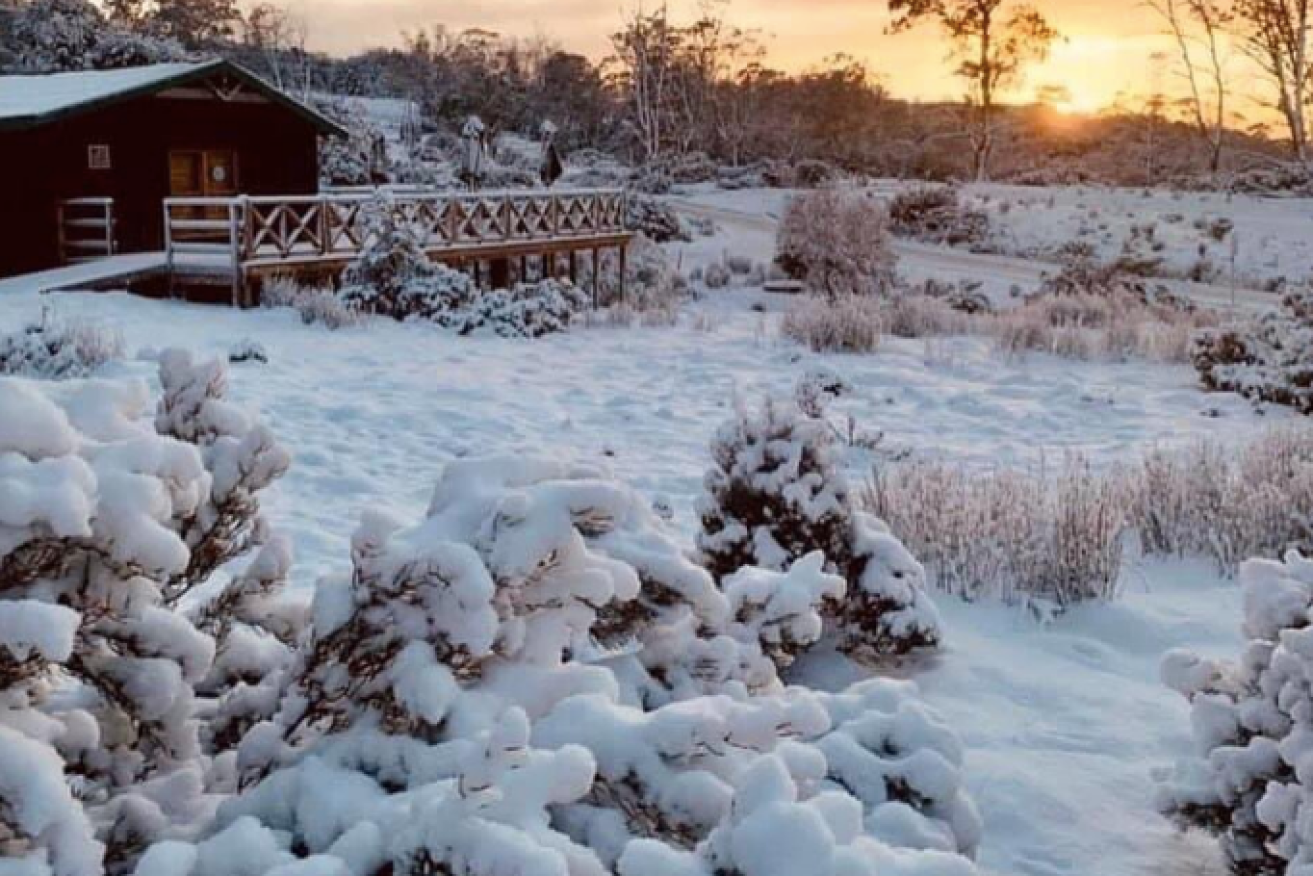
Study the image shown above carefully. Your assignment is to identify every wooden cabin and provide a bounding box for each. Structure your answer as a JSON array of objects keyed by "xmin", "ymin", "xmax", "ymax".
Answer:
[{"xmin": 0, "ymin": 59, "xmax": 346, "ymax": 278}]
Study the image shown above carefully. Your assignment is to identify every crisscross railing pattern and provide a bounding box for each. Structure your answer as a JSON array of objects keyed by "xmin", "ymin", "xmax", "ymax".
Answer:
[{"xmin": 164, "ymin": 188, "xmax": 628, "ymax": 271}]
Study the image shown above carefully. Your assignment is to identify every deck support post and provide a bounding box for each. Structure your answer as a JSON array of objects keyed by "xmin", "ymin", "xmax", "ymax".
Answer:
[
  {"xmin": 491, "ymin": 258, "xmax": 511, "ymax": 290},
  {"xmin": 618, "ymin": 244, "xmax": 627, "ymax": 307},
  {"xmin": 591, "ymin": 248, "xmax": 600, "ymax": 309}
]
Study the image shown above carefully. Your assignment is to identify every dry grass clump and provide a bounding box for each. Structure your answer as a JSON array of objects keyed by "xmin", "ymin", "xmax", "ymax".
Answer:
[
  {"xmin": 866, "ymin": 454, "xmax": 1125, "ymax": 608},
  {"xmin": 781, "ymin": 296, "xmax": 882, "ymax": 353},
  {"xmin": 990, "ymin": 293, "xmax": 1217, "ymax": 363},
  {"xmin": 879, "ymin": 295, "xmax": 976, "ymax": 339},
  {"xmin": 865, "ymin": 426, "xmax": 1313, "ymax": 607},
  {"xmin": 1126, "ymin": 426, "xmax": 1313, "ymax": 573},
  {"xmin": 261, "ymin": 277, "xmax": 367, "ymax": 330}
]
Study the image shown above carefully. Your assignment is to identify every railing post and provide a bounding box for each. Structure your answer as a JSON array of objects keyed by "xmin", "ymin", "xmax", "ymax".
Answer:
[
  {"xmin": 228, "ymin": 201, "xmax": 240, "ymax": 307},
  {"xmin": 56, "ymin": 202, "xmax": 68, "ymax": 264},
  {"xmin": 318, "ymin": 194, "xmax": 329, "ymax": 257},
  {"xmin": 102, "ymin": 200, "xmax": 114, "ymax": 256}
]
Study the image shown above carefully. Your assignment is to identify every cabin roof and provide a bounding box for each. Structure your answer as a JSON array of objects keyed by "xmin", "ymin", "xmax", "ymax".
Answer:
[{"xmin": 0, "ymin": 59, "xmax": 348, "ymax": 136}]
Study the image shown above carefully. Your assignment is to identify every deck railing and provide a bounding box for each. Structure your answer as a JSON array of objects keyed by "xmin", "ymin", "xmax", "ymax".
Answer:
[
  {"xmin": 57, "ymin": 198, "xmax": 116, "ymax": 264},
  {"xmin": 164, "ymin": 188, "xmax": 628, "ymax": 271}
]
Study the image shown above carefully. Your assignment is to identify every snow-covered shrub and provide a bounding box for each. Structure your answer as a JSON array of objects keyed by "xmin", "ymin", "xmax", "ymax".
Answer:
[
  {"xmin": 144, "ymin": 455, "xmax": 979, "ymax": 876},
  {"xmin": 337, "ymin": 200, "xmax": 476, "ymax": 325},
  {"xmin": 775, "ymin": 190, "xmax": 897, "ymax": 299},
  {"xmin": 457, "ymin": 277, "xmax": 589, "ymax": 338},
  {"xmin": 10, "ymin": 0, "xmax": 186, "ymax": 72},
  {"xmin": 154, "ymin": 349, "xmax": 291, "ymax": 603},
  {"xmin": 704, "ymin": 261, "xmax": 732, "ymax": 290},
  {"xmin": 314, "ymin": 100, "xmax": 385, "ymax": 187},
  {"xmin": 227, "ymin": 339, "xmax": 268, "ymax": 365},
  {"xmin": 1194, "ymin": 286, "xmax": 1313, "ymax": 414},
  {"xmin": 626, "ymin": 194, "xmax": 691, "ymax": 243},
  {"xmin": 887, "ymin": 187, "xmax": 989, "ymax": 248},
  {"xmin": 793, "ymin": 159, "xmax": 841, "ymax": 188},
  {"xmin": 0, "ymin": 313, "xmax": 124, "ymax": 378},
  {"xmin": 781, "ymin": 296, "xmax": 883, "ymax": 354},
  {"xmin": 877, "ymin": 294, "xmax": 975, "ymax": 340},
  {"xmin": 866, "ymin": 454, "xmax": 1126, "ymax": 607},
  {"xmin": 1158, "ymin": 552, "xmax": 1313, "ymax": 875},
  {"xmin": 0, "ymin": 356, "xmax": 290, "ymax": 874},
  {"xmin": 1228, "ymin": 163, "xmax": 1313, "ymax": 197},
  {"xmin": 697, "ymin": 393, "xmax": 942, "ymax": 658},
  {"xmin": 580, "ymin": 233, "xmax": 687, "ymax": 318},
  {"xmin": 913, "ymin": 279, "xmax": 994, "ymax": 316},
  {"xmin": 261, "ymin": 277, "xmax": 366, "ymax": 330}
]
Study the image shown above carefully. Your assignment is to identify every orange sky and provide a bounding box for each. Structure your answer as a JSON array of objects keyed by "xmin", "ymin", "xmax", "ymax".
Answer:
[{"xmin": 276, "ymin": 0, "xmax": 1261, "ymax": 117}]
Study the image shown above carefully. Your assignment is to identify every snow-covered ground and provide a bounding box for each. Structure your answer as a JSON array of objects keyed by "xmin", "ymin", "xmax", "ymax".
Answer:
[
  {"xmin": 668, "ymin": 184, "xmax": 1288, "ymax": 312},
  {"xmin": 4, "ymin": 180, "xmax": 1304, "ymax": 875},
  {"xmin": 0, "ymin": 279, "xmax": 1268, "ymax": 876}
]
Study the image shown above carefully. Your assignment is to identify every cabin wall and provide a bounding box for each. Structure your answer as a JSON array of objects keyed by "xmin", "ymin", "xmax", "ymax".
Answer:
[{"xmin": 0, "ymin": 92, "xmax": 321, "ymax": 278}]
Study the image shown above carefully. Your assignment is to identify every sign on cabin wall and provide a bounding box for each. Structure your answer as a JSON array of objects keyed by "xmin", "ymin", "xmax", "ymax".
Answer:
[{"xmin": 88, "ymin": 145, "xmax": 111, "ymax": 170}]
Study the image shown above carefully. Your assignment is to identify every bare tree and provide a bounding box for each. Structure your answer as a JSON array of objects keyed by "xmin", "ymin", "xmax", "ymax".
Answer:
[
  {"xmin": 1232, "ymin": 0, "xmax": 1311, "ymax": 161},
  {"xmin": 243, "ymin": 3, "xmax": 308, "ymax": 92},
  {"xmin": 608, "ymin": 4, "xmax": 682, "ymax": 165},
  {"xmin": 887, "ymin": 0, "xmax": 1059, "ymax": 181},
  {"xmin": 1149, "ymin": 0, "xmax": 1232, "ymax": 174}
]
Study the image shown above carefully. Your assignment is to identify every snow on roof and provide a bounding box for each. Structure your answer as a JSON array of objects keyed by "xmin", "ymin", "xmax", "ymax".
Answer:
[
  {"xmin": 0, "ymin": 60, "xmax": 347, "ymax": 135},
  {"xmin": 0, "ymin": 62, "xmax": 214, "ymax": 122}
]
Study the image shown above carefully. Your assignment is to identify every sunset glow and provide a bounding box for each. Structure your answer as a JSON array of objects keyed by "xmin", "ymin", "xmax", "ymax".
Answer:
[{"xmin": 270, "ymin": 0, "xmax": 1210, "ymax": 112}]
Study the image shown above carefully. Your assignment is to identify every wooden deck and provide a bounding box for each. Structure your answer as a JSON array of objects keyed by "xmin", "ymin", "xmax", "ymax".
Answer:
[{"xmin": 164, "ymin": 188, "xmax": 632, "ymax": 306}]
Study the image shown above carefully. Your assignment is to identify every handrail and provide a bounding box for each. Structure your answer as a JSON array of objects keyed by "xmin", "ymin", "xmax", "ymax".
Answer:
[
  {"xmin": 57, "ymin": 198, "xmax": 115, "ymax": 264},
  {"xmin": 162, "ymin": 188, "xmax": 630, "ymax": 307}
]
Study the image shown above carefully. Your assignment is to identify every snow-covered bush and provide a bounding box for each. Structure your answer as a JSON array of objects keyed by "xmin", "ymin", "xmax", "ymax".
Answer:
[
  {"xmin": 578, "ymin": 233, "xmax": 686, "ymax": 317},
  {"xmin": 867, "ymin": 288, "xmax": 977, "ymax": 340},
  {"xmin": 227, "ymin": 339, "xmax": 268, "ymax": 365},
  {"xmin": 261, "ymin": 278, "xmax": 366, "ymax": 330},
  {"xmin": 775, "ymin": 190, "xmax": 897, "ymax": 299},
  {"xmin": 626, "ymin": 194, "xmax": 691, "ymax": 243},
  {"xmin": 697, "ymin": 393, "xmax": 942, "ymax": 659},
  {"xmin": 154, "ymin": 349, "xmax": 291, "ymax": 603},
  {"xmin": 337, "ymin": 200, "xmax": 476, "ymax": 325},
  {"xmin": 312, "ymin": 99, "xmax": 386, "ymax": 187},
  {"xmin": 457, "ymin": 277, "xmax": 590, "ymax": 338},
  {"xmin": 1194, "ymin": 286, "xmax": 1313, "ymax": 414},
  {"xmin": 135, "ymin": 455, "xmax": 978, "ymax": 876},
  {"xmin": 0, "ymin": 313, "xmax": 124, "ymax": 378},
  {"xmin": 887, "ymin": 187, "xmax": 989, "ymax": 249},
  {"xmin": 1158, "ymin": 552, "xmax": 1313, "ymax": 875},
  {"xmin": 781, "ymin": 296, "xmax": 883, "ymax": 354},
  {"xmin": 10, "ymin": 0, "xmax": 186, "ymax": 72},
  {"xmin": 0, "ymin": 354, "xmax": 290, "ymax": 874}
]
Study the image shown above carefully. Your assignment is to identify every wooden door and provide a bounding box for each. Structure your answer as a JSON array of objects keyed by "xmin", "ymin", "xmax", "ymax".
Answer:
[
  {"xmin": 169, "ymin": 150, "xmax": 238, "ymax": 241},
  {"xmin": 169, "ymin": 150, "xmax": 239, "ymax": 198},
  {"xmin": 202, "ymin": 151, "xmax": 238, "ymax": 198}
]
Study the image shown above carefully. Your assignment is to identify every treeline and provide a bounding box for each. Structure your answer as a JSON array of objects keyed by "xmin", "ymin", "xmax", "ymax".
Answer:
[{"xmin": 0, "ymin": 0, "xmax": 1301, "ymax": 184}]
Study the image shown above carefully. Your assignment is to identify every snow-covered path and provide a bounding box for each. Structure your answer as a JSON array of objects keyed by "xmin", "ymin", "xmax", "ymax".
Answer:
[{"xmin": 667, "ymin": 190, "xmax": 1279, "ymax": 313}]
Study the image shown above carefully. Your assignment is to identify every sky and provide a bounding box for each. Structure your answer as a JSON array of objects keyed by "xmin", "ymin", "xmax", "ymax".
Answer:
[{"xmin": 276, "ymin": 0, "xmax": 1238, "ymax": 115}]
